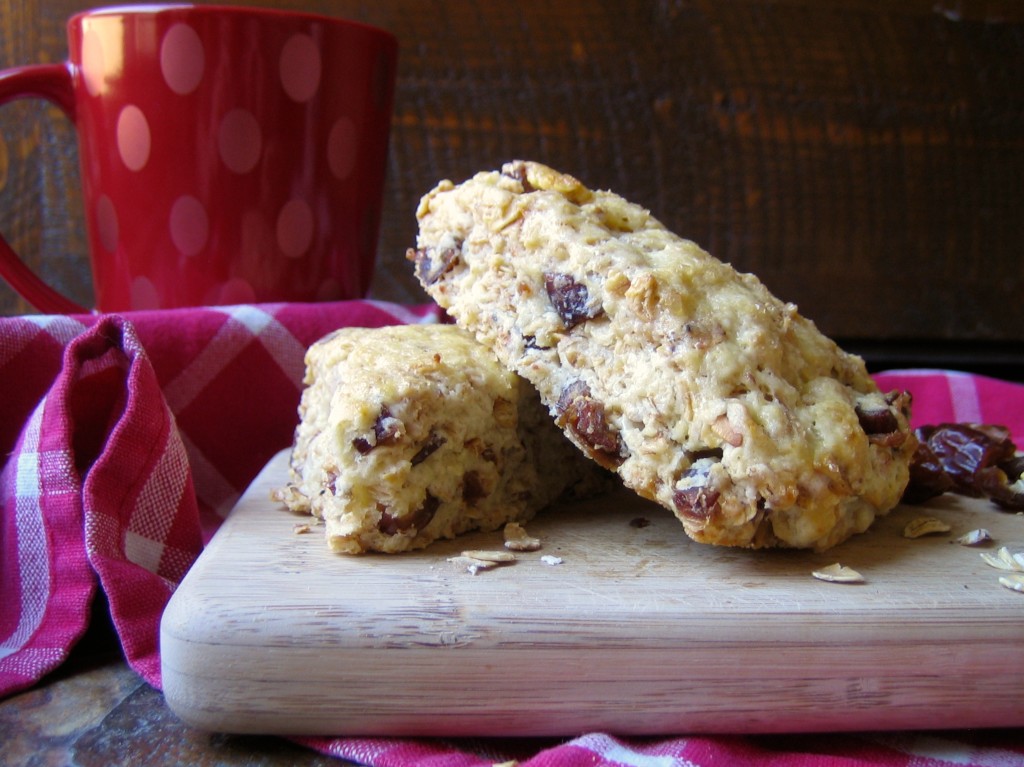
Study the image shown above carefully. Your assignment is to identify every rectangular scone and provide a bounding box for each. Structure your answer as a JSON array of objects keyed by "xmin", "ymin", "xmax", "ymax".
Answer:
[
  {"xmin": 273, "ymin": 323, "xmax": 607, "ymax": 553},
  {"xmin": 408, "ymin": 161, "xmax": 917, "ymax": 552}
]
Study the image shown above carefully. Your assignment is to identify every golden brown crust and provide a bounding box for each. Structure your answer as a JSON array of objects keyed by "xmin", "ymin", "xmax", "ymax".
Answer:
[
  {"xmin": 410, "ymin": 160, "xmax": 916, "ymax": 551},
  {"xmin": 275, "ymin": 323, "xmax": 607, "ymax": 553}
]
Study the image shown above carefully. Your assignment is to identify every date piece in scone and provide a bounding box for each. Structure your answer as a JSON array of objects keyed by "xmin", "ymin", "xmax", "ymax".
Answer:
[
  {"xmin": 408, "ymin": 160, "xmax": 916, "ymax": 551},
  {"xmin": 273, "ymin": 323, "xmax": 607, "ymax": 553}
]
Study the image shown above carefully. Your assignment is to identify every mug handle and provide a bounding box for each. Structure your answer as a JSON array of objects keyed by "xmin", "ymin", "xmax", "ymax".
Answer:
[{"xmin": 0, "ymin": 63, "xmax": 88, "ymax": 314}]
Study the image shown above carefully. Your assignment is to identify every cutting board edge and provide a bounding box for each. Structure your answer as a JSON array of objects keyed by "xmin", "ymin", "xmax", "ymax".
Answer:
[{"xmin": 159, "ymin": 642, "xmax": 1024, "ymax": 737}]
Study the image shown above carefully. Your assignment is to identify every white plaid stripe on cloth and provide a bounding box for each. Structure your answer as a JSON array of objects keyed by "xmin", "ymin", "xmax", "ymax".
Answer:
[
  {"xmin": 1, "ymin": 334, "xmax": 96, "ymax": 693},
  {"xmin": 0, "ymin": 301, "xmax": 440, "ymax": 696}
]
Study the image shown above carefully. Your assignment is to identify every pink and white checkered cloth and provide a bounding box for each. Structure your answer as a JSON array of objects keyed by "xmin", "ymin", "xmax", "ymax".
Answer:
[{"xmin": 1, "ymin": 301, "xmax": 1022, "ymax": 767}]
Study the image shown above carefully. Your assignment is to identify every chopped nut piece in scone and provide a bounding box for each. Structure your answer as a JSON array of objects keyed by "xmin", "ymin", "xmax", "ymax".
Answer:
[
  {"xmin": 410, "ymin": 160, "xmax": 916, "ymax": 551},
  {"xmin": 274, "ymin": 324, "xmax": 608, "ymax": 554}
]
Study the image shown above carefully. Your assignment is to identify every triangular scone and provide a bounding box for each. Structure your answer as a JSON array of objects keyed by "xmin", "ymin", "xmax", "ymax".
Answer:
[
  {"xmin": 408, "ymin": 160, "xmax": 916, "ymax": 551},
  {"xmin": 274, "ymin": 323, "xmax": 608, "ymax": 553}
]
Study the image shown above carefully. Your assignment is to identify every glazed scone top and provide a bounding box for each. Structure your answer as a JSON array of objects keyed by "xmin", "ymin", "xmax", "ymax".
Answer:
[{"xmin": 411, "ymin": 161, "xmax": 916, "ymax": 550}]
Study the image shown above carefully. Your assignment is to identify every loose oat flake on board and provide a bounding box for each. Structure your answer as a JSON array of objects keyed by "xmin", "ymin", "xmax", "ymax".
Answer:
[
  {"xmin": 462, "ymin": 550, "xmax": 516, "ymax": 563},
  {"xmin": 503, "ymin": 522, "xmax": 542, "ymax": 551},
  {"xmin": 998, "ymin": 574, "xmax": 1024, "ymax": 593},
  {"xmin": 979, "ymin": 547, "xmax": 1024, "ymax": 573},
  {"xmin": 954, "ymin": 528, "xmax": 992, "ymax": 546},
  {"xmin": 448, "ymin": 550, "xmax": 517, "ymax": 575},
  {"xmin": 812, "ymin": 563, "xmax": 865, "ymax": 583},
  {"xmin": 902, "ymin": 516, "xmax": 952, "ymax": 539}
]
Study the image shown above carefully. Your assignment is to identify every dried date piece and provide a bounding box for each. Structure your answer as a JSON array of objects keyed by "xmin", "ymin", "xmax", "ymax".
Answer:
[
  {"xmin": 979, "ymin": 465, "xmax": 1024, "ymax": 511},
  {"xmin": 352, "ymin": 406, "xmax": 402, "ymax": 454},
  {"xmin": 924, "ymin": 423, "xmax": 1015, "ymax": 496},
  {"xmin": 902, "ymin": 440, "xmax": 955, "ymax": 504},
  {"xmin": 672, "ymin": 456, "xmax": 723, "ymax": 520},
  {"xmin": 544, "ymin": 272, "xmax": 601, "ymax": 330},
  {"xmin": 855, "ymin": 404, "xmax": 898, "ymax": 438},
  {"xmin": 903, "ymin": 423, "xmax": 1024, "ymax": 510},
  {"xmin": 855, "ymin": 391, "xmax": 912, "ymax": 447},
  {"xmin": 1001, "ymin": 453, "xmax": 1024, "ymax": 483},
  {"xmin": 407, "ymin": 239, "xmax": 462, "ymax": 285},
  {"xmin": 410, "ymin": 431, "xmax": 446, "ymax": 466},
  {"xmin": 673, "ymin": 483, "xmax": 721, "ymax": 521},
  {"xmin": 555, "ymin": 380, "xmax": 625, "ymax": 468},
  {"xmin": 377, "ymin": 494, "xmax": 440, "ymax": 536},
  {"xmin": 501, "ymin": 160, "xmax": 536, "ymax": 192},
  {"xmin": 461, "ymin": 470, "xmax": 488, "ymax": 506}
]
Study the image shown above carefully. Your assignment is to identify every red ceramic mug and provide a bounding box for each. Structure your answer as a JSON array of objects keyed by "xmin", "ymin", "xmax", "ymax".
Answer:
[{"xmin": 0, "ymin": 5, "xmax": 397, "ymax": 313}]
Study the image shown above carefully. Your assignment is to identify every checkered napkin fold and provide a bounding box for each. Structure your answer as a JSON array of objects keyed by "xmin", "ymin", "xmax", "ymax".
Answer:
[
  {"xmin": 1, "ymin": 301, "xmax": 1022, "ymax": 767},
  {"xmin": 0, "ymin": 301, "xmax": 439, "ymax": 696}
]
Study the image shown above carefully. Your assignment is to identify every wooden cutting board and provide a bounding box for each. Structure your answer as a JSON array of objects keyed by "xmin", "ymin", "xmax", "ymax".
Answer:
[{"xmin": 160, "ymin": 449, "xmax": 1024, "ymax": 737}]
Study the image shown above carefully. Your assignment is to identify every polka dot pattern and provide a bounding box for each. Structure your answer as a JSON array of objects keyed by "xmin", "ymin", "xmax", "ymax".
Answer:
[
  {"xmin": 160, "ymin": 23, "xmax": 205, "ymax": 95},
  {"xmin": 217, "ymin": 277, "xmax": 257, "ymax": 306},
  {"xmin": 169, "ymin": 195, "xmax": 209, "ymax": 257},
  {"xmin": 116, "ymin": 105, "xmax": 150, "ymax": 171},
  {"xmin": 76, "ymin": 10, "xmax": 395, "ymax": 310},
  {"xmin": 277, "ymin": 199, "xmax": 314, "ymax": 258},
  {"xmin": 218, "ymin": 109, "xmax": 261, "ymax": 174},
  {"xmin": 279, "ymin": 34, "xmax": 321, "ymax": 103},
  {"xmin": 131, "ymin": 276, "xmax": 160, "ymax": 310}
]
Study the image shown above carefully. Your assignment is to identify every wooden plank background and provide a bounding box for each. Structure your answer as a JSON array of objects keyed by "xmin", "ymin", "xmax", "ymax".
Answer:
[{"xmin": 2, "ymin": 0, "xmax": 1022, "ymax": 373}]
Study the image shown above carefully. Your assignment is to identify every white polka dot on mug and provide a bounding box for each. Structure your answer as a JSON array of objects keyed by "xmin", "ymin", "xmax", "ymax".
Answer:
[
  {"xmin": 279, "ymin": 33, "xmax": 322, "ymax": 102},
  {"xmin": 160, "ymin": 23, "xmax": 205, "ymax": 95},
  {"xmin": 277, "ymin": 199, "xmax": 315, "ymax": 258},
  {"xmin": 218, "ymin": 109, "xmax": 262, "ymax": 174},
  {"xmin": 116, "ymin": 105, "xmax": 150, "ymax": 171},
  {"xmin": 169, "ymin": 196, "xmax": 209, "ymax": 258}
]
